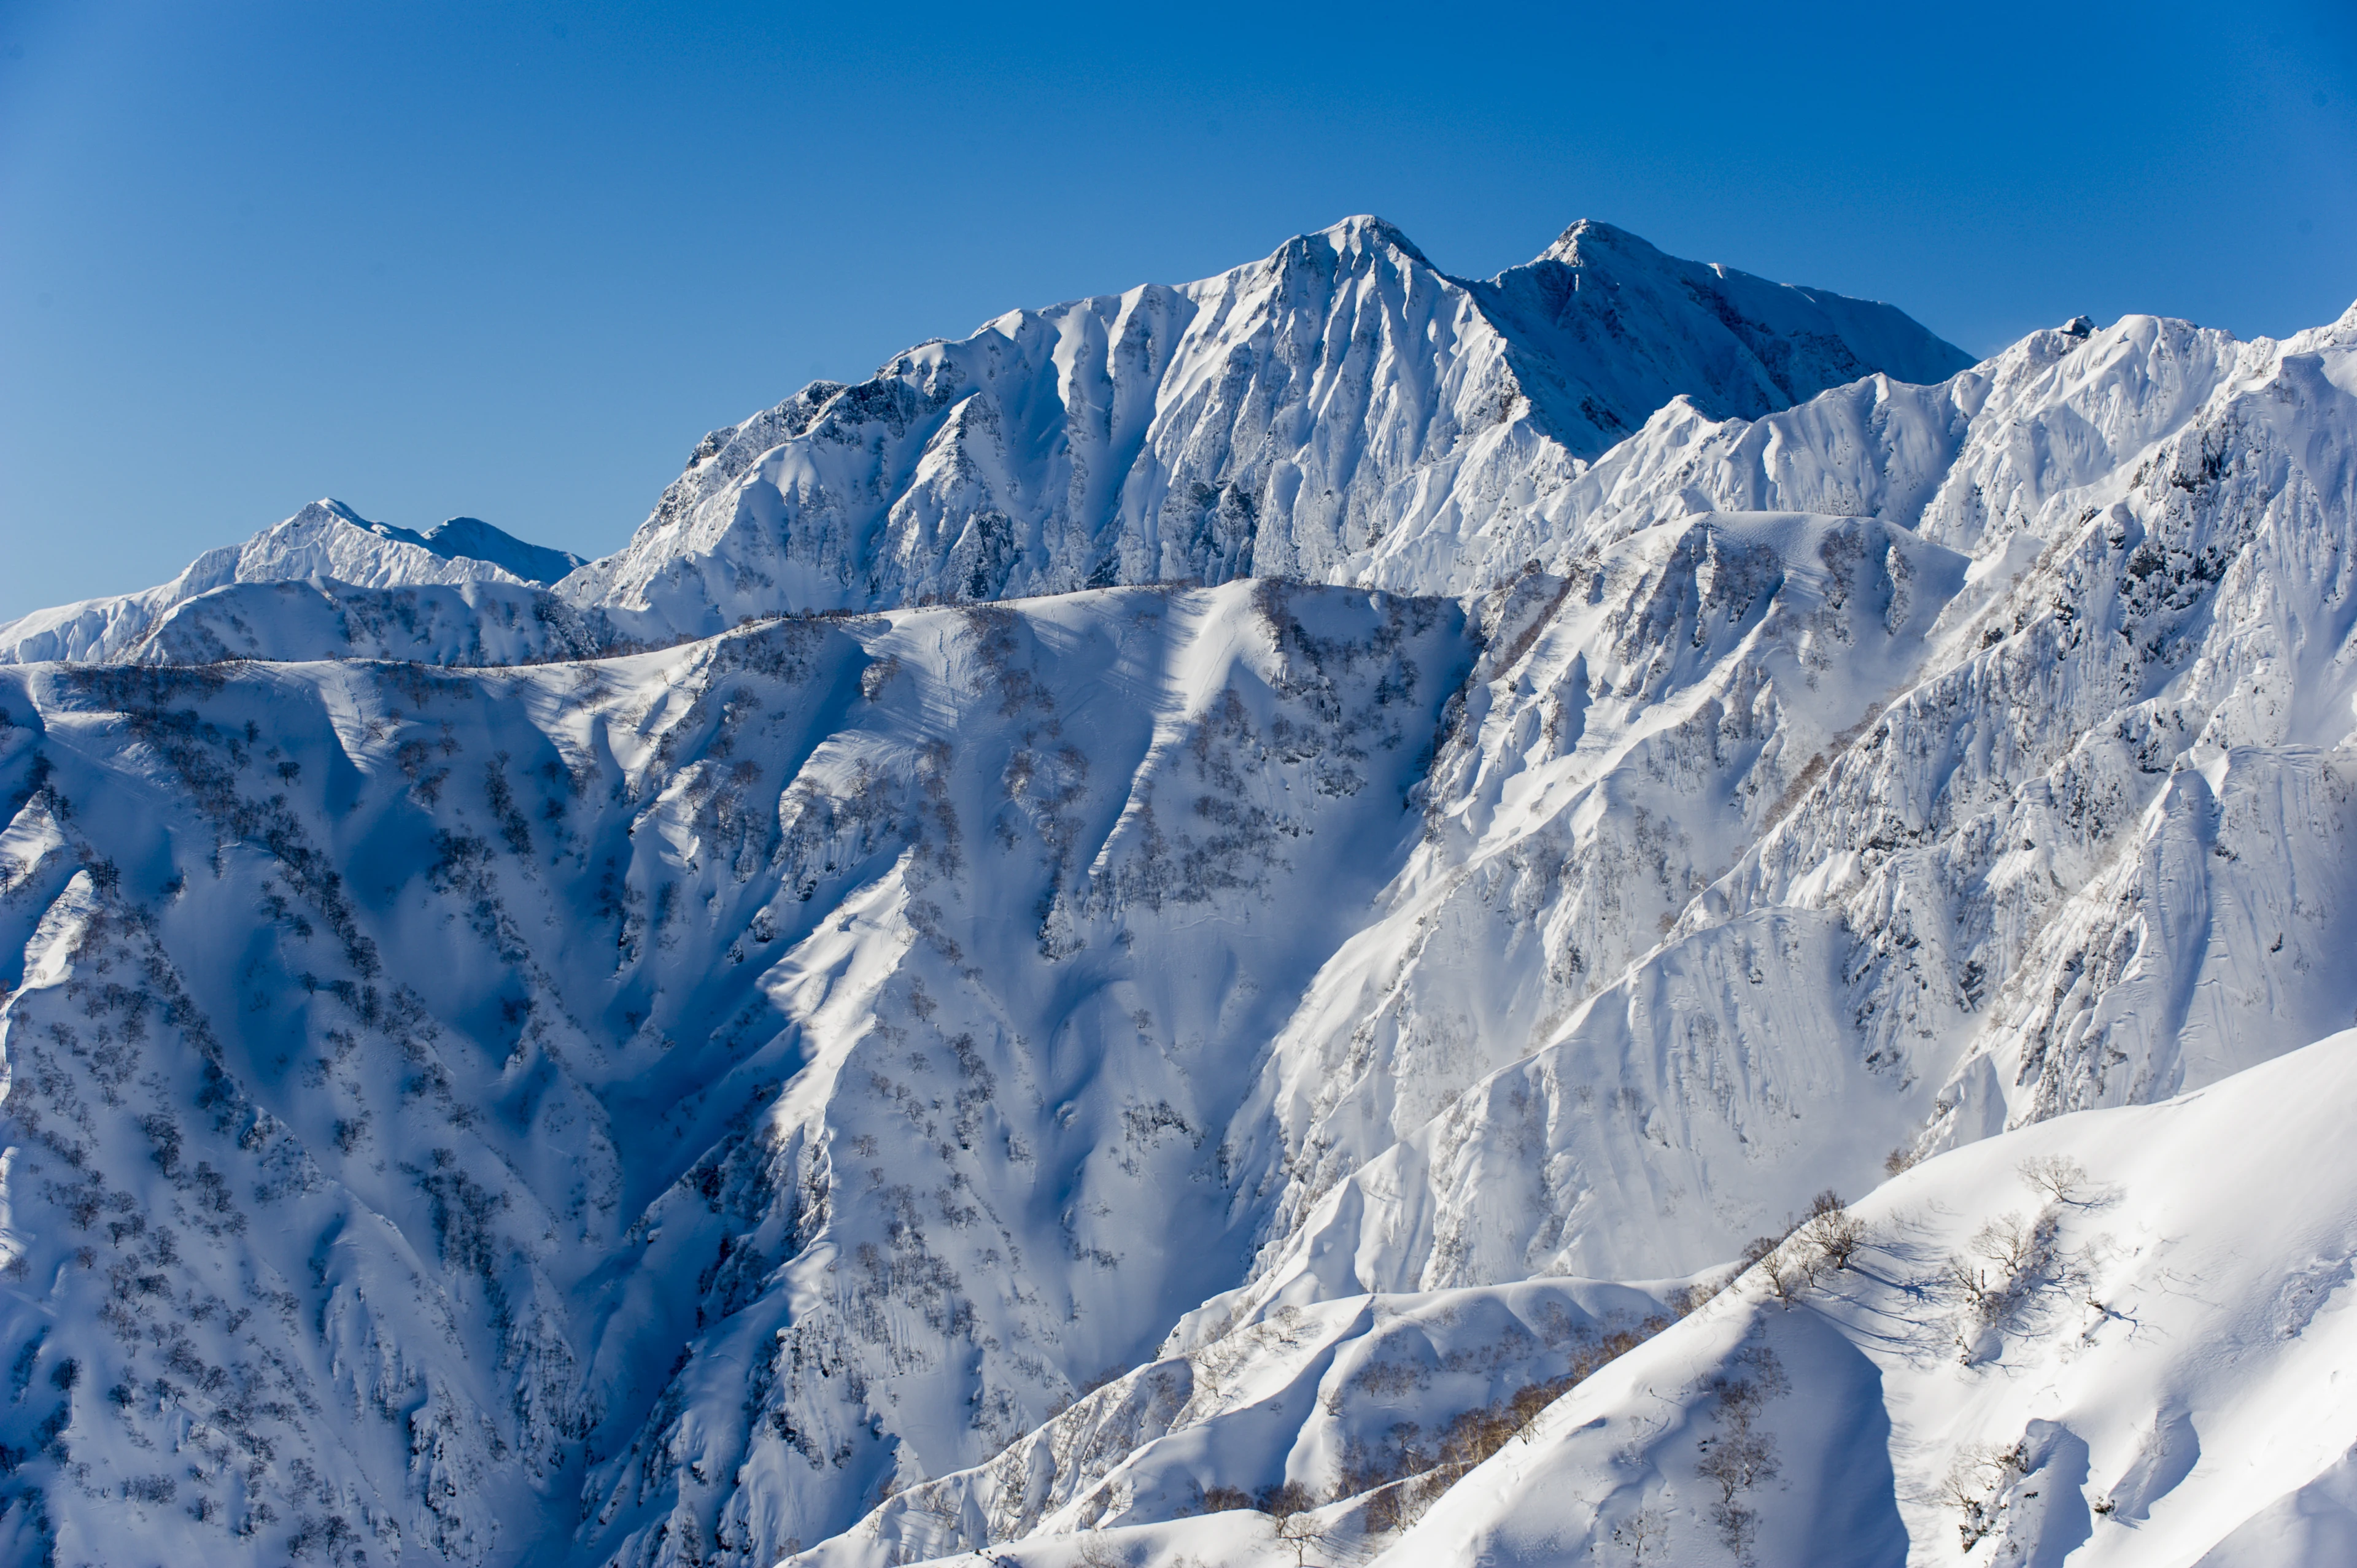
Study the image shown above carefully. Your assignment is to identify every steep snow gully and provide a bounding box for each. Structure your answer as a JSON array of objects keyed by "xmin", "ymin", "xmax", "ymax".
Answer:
[{"xmin": 2, "ymin": 217, "xmax": 2356, "ymax": 1567}]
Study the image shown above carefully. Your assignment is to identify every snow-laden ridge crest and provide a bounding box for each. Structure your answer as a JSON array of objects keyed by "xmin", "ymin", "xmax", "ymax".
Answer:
[
  {"xmin": 557, "ymin": 214, "xmax": 1972, "ymax": 641},
  {"xmin": 2, "ymin": 216, "xmax": 1967, "ymax": 664}
]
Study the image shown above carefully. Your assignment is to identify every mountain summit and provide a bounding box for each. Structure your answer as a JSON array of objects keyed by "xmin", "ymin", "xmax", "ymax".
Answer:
[
  {"xmin": 1479, "ymin": 217, "xmax": 1975, "ymax": 452},
  {"xmin": 563, "ymin": 216, "xmax": 1971, "ymax": 640}
]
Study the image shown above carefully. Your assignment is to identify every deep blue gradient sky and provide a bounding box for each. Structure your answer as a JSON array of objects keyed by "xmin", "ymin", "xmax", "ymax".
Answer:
[{"xmin": 3, "ymin": 1, "xmax": 2354, "ymax": 619}]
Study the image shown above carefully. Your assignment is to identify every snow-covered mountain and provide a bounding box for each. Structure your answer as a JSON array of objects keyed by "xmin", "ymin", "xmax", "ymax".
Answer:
[
  {"xmin": 4, "ymin": 220, "xmax": 1965, "ymax": 668},
  {"xmin": 1213, "ymin": 303, "xmax": 2357, "ymax": 1311},
  {"xmin": 0, "ymin": 582, "xmax": 1474, "ymax": 1566},
  {"xmin": 562, "ymin": 217, "xmax": 1972, "ymax": 641},
  {"xmin": 2, "ymin": 216, "xmax": 2355, "ymax": 1568},
  {"xmin": 0, "ymin": 500, "xmax": 585, "ymax": 664}
]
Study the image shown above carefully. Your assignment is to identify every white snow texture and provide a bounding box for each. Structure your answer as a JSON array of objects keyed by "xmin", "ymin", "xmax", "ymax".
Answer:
[{"xmin": 2, "ymin": 216, "xmax": 2355, "ymax": 1568}]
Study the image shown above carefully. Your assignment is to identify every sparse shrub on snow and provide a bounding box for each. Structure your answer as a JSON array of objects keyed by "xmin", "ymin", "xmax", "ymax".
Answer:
[{"xmin": 1694, "ymin": 1344, "xmax": 1787, "ymax": 1566}]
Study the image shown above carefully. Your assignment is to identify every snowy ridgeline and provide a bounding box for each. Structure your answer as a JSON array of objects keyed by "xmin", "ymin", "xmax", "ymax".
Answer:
[
  {"xmin": 0, "ymin": 217, "xmax": 1972, "ymax": 666},
  {"xmin": 0, "ymin": 212, "xmax": 2354, "ymax": 1568}
]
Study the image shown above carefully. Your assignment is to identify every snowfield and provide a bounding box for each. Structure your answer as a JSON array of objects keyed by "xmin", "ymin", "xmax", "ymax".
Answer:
[{"xmin": 1, "ymin": 216, "xmax": 2353, "ymax": 1568}]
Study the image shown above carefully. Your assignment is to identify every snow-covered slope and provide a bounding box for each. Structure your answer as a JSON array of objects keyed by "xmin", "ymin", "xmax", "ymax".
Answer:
[
  {"xmin": 559, "ymin": 217, "xmax": 1970, "ymax": 639},
  {"xmin": 123, "ymin": 577, "xmax": 621, "ymax": 666},
  {"xmin": 1361, "ymin": 1030, "xmax": 2357, "ymax": 1568},
  {"xmin": 0, "ymin": 582, "xmax": 1472, "ymax": 1566},
  {"xmin": 1198, "ymin": 300, "xmax": 2357, "ymax": 1316},
  {"xmin": 786, "ymin": 1274, "xmax": 1689, "ymax": 1568},
  {"xmin": 871, "ymin": 1029, "xmax": 2357, "ymax": 1567},
  {"xmin": 403, "ymin": 517, "xmax": 587, "ymax": 587},
  {"xmin": 0, "ymin": 500, "xmax": 584, "ymax": 664}
]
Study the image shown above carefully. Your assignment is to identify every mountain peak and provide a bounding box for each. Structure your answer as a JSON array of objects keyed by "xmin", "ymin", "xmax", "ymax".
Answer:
[
  {"xmin": 1538, "ymin": 217, "xmax": 1662, "ymax": 266},
  {"xmin": 0, "ymin": 499, "xmax": 587, "ymax": 662},
  {"xmin": 282, "ymin": 500, "xmax": 584, "ymax": 585},
  {"xmin": 1301, "ymin": 213, "xmax": 1432, "ymax": 267},
  {"xmin": 1470, "ymin": 222, "xmax": 1977, "ymax": 459},
  {"xmin": 554, "ymin": 215, "xmax": 1981, "ymax": 636}
]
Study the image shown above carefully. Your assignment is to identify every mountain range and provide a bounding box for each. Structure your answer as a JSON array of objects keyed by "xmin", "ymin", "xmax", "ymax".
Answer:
[{"xmin": 1, "ymin": 215, "xmax": 2353, "ymax": 1568}]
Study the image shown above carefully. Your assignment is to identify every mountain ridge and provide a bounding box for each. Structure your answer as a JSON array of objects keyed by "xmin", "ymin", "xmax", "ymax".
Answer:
[
  {"xmin": 2, "ymin": 215, "xmax": 1970, "ymax": 665},
  {"xmin": 559, "ymin": 214, "xmax": 1973, "ymax": 642}
]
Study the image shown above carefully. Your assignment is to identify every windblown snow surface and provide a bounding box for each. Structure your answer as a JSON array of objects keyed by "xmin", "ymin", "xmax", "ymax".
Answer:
[{"xmin": 2, "ymin": 217, "xmax": 2356, "ymax": 1568}]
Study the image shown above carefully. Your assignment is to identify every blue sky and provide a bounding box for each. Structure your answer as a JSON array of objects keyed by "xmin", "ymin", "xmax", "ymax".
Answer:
[{"xmin": 2, "ymin": 1, "xmax": 2353, "ymax": 619}]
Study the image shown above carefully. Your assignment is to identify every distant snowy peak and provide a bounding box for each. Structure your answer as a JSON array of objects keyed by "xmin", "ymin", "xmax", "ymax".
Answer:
[
  {"xmin": 568, "ymin": 214, "xmax": 1972, "ymax": 639},
  {"xmin": 1482, "ymin": 218, "xmax": 1976, "ymax": 454},
  {"xmin": 209, "ymin": 499, "xmax": 582, "ymax": 590},
  {"xmin": 0, "ymin": 499, "xmax": 582, "ymax": 663},
  {"xmin": 368, "ymin": 512, "xmax": 586, "ymax": 586}
]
